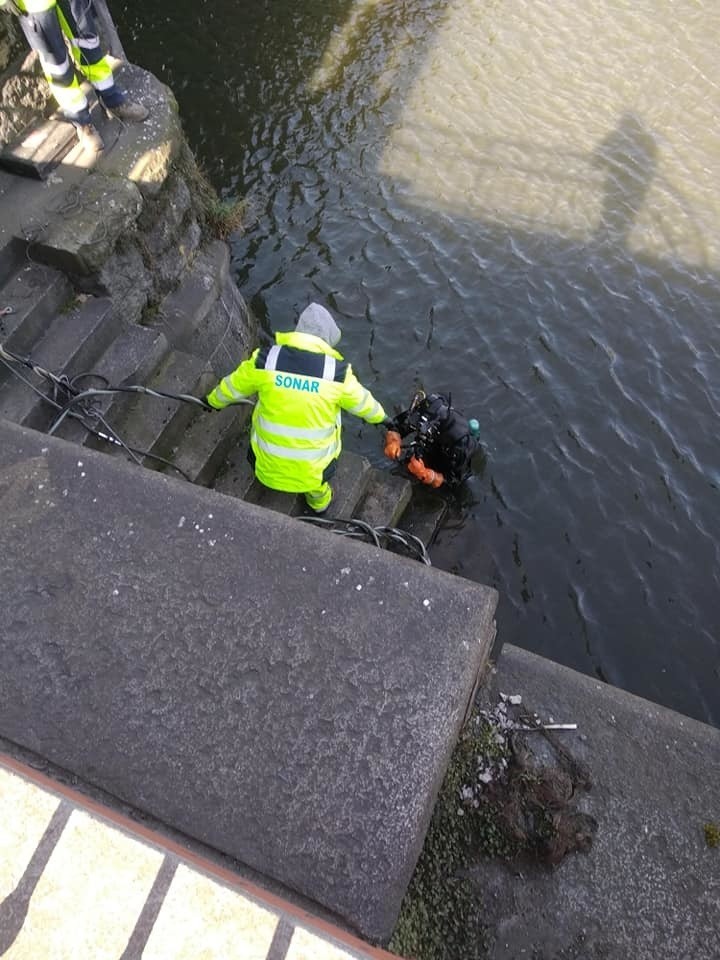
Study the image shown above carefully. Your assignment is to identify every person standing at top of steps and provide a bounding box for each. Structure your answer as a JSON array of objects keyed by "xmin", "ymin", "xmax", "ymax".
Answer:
[
  {"xmin": 0, "ymin": 0, "xmax": 148, "ymax": 154},
  {"xmin": 204, "ymin": 302, "xmax": 392, "ymax": 514}
]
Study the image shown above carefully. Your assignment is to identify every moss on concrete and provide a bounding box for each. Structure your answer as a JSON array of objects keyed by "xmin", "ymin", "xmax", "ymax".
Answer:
[
  {"xmin": 389, "ymin": 702, "xmax": 514, "ymax": 960},
  {"xmin": 173, "ymin": 145, "xmax": 247, "ymax": 241},
  {"xmin": 703, "ymin": 823, "xmax": 719, "ymax": 848},
  {"xmin": 390, "ymin": 693, "xmax": 598, "ymax": 960}
]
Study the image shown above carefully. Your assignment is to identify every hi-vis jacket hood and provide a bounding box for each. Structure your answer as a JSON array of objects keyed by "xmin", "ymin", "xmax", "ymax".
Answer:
[
  {"xmin": 206, "ymin": 329, "xmax": 386, "ymax": 494},
  {"xmin": 295, "ymin": 302, "xmax": 342, "ymax": 347}
]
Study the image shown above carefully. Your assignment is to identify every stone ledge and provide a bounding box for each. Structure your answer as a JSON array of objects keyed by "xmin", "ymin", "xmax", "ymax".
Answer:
[
  {"xmin": 98, "ymin": 63, "xmax": 184, "ymax": 199},
  {"xmin": 30, "ymin": 174, "xmax": 143, "ymax": 276},
  {"xmin": 472, "ymin": 645, "xmax": 720, "ymax": 960},
  {"xmin": 0, "ymin": 417, "xmax": 498, "ymax": 943}
]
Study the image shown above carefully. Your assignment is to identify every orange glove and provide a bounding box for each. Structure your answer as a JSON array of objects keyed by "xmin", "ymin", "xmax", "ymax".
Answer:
[
  {"xmin": 407, "ymin": 455, "xmax": 444, "ymax": 488},
  {"xmin": 384, "ymin": 430, "xmax": 403, "ymax": 461}
]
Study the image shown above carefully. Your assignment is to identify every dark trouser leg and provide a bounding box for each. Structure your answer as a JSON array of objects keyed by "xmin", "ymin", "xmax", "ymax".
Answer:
[
  {"xmin": 58, "ymin": 0, "xmax": 124, "ymax": 107},
  {"xmin": 19, "ymin": 8, "xmax": 91, "ymax": 124}
]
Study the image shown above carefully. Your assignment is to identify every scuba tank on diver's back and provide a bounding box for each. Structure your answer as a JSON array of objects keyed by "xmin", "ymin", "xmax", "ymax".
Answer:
[{"xmin": 385, "ymin": 390, "xmax": 481, "ymax": 488}]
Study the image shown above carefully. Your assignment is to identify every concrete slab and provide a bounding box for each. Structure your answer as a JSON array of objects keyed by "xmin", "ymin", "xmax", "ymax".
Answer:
[
  {"xmin": 473, "ymin": 645, "xmax": 720, "ymax": 960},
  {"xmin": 0, "ymin": 418, "xmax": 498, "ymax": 942}
]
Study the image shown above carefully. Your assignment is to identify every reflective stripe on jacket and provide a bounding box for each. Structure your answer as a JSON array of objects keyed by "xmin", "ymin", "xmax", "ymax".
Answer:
[
  {"xmin": 206, "ymin": 331, "xmax": 386, "ymax": 493},
  {"xmin": 8, "ymin": 0, "xmax": 57, "ymax": 12}
]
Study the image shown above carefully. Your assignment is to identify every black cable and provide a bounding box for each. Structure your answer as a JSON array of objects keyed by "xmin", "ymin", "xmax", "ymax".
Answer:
[
  {"xmin": 1, "ymin": 340, "xmax": 428, "ymax": 524},
  {"xmin": 0, "ymin": 343, "xmax": 194, "ymax": 480},
  {"xmin": 297, "ymin": 516, "xmax": 431, "ymax": 564}
]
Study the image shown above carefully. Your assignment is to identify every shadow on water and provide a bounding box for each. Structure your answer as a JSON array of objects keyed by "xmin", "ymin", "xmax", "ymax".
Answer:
[
  {"xmin": 592, "ymin": 112, "xmax": 659, "ymax": 250},
  {"xmin": 115, "ymin": 2, "xmax": 720, "ymax": 726}
]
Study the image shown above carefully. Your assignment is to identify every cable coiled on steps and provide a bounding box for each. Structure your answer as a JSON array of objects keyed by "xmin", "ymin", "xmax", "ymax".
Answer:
[{"xmin": 1, "ymin": 339, "xmax": 431, "ymax": 562}]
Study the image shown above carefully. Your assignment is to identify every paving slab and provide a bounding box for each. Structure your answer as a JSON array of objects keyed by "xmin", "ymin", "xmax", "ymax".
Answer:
[
  {"xmin": 472, "ymin": 644, "xmax": 720, "ymax": 960},
  {"xmin": 0, "ymin": 753, "xmax": 400, "ymax": 960},
  {"xmin": 0, "ymin": 418, "xmax": 498, "ymax": 943}
]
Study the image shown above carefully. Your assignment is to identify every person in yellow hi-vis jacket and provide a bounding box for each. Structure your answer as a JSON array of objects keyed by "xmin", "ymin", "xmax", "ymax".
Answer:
[
  {"xmin": 1, "ymin": 0, "xmax": 148, "ymax": 154},
  {"xmin": 205, "ymin": 303, "xmax": 391, "ymax": 514}
]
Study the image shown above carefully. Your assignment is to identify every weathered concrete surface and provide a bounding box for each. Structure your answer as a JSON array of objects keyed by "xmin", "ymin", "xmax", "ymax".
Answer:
[
  {"xmin": 98, "ymin": 62, "xmax": 183, "ymax": 198},
  {"xmin": 474, "ymin": 645, "xmax": 720, "ymax": 960},
  {"xmin": 0, "ymin": 45, "xmax": 52, "ymax": 146},
  {"xmin": 0, "ymin": 418, "xmax": 498, "ymax": 943},
  {"xmin": 32, "ymin": 174, "xmax": 143, "ymax": 275},
  {"xmin": 0, "ymin": 753, "xmax": 401, "ymax": 960}
]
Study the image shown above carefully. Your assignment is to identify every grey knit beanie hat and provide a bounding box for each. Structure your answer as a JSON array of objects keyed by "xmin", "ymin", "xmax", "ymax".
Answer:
[{"xmin": 295, "ymin": 302, "xmax": 341, "ymax": 347}]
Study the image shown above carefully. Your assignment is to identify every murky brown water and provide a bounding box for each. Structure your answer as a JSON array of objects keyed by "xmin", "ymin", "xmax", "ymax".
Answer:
[{"xmin": 117, "ymin": 0, "xmax": 720, "ymax": 725}]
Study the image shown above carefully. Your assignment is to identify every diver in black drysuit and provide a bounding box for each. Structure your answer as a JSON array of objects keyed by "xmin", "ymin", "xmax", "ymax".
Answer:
[{"xmin": 383, "ymin": 391, "xmax": 480, "ymax": 488}]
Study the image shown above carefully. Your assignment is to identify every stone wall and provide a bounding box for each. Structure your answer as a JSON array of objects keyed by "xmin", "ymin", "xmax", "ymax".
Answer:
[
  {"xmin": 13, "ymin": 60, "xmax": 257, "ymax": 368},
  {"xmin": 0, "ymin": 15, "xmax": 52, "ymax": 145}
]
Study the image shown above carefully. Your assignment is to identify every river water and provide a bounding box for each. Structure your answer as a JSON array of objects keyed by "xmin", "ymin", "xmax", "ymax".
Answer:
[{"xmin": 116, "ymin": 0, "xmax": 720, "ymax": 727}]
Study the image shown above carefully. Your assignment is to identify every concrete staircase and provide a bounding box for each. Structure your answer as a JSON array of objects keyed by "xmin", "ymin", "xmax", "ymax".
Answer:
[
  {"xmin": 0, "ymin": 238, "xmax": 447, "ymax": 551},
  {"xmin": 0, "ymin": 55, "xmax": 449, "ymax": 550}
]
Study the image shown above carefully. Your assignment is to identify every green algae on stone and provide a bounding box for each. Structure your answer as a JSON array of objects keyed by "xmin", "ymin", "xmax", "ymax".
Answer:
[
  {"xmin": 703, "ymin": 822, "xmax": 720, "ymax": 848},
  {"xmin": 389, "ymin": 704, "xmax": 514, "ymax": 960}
]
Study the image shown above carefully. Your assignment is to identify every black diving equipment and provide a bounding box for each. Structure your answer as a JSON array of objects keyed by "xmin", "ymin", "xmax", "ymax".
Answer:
[{"xmin": 390, "ymin": 391, "xmax": 480, "ymax": 487}]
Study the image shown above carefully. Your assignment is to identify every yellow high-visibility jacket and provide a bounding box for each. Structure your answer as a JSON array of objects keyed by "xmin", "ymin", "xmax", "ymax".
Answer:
[
  {"xmin": 1, "ymin": 1, "xmax": 57, "ymax": 12},
  {"xmin": 206, "ymin": 331, "xmax": 387, "ymax": 492}
]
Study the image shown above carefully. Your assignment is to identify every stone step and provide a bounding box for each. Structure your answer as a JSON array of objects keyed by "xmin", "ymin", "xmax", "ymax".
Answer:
[
  {"xmin": 0, "ymin": 236, "xmax": 26, "ymax": 289},
  {"xmin": 353, "ymin": 471, "xmax": 413, "ymax": 529},
  {"xmin": 325, "ymin": 451, "xmax": 373, "ymax": 520},
  {"xmin": 151, "ymin": 240, "xmax": 256, "ymax": 378},
  {"xmin": 211, "ymin": 421, "xmax": 304, "ymax": 516},
  {"xmin": 211, "ymin": 426, "xmax": 256, "ymax": 500},
  {"xmin": 213, "ymin": 437, "xmax": 396, "ymax": 531},
  {"xmin": 0, "ymin": 262, "xmax": 72, "ymax": 374},
  {"xmin": 155, "ymin": 240, "xmax": 230, "ymax": 366},
  {"xmin": 32, "ymin": 174, "xmax": 143, "ymax": 278},
  {"xmin": 0, "ymin": 297, "xmax": 116, "ymax": 432},
  {"xmin": 393, "ymin": 486, "xmax": 448, "ymax": 549},
  {"xmin": 213, "ymin": 435, "xmax": 376, "ymax": 520},
  {"xmin": 244, "ymin": 477, "xmax": 305, "ymax": 516},
  {"xmin": 93, "ymin": 349, "xmax": 215, "ymax": 469},
  {"xmin": 0, "ymin": 116, "xmax": 77, "ymax": 181},
  {"xmin": 167, "ymin": 403, "xmax": 252, "ymax": 486},
  {"xmin": 54, "ymin": 324, "xmax": 168, "ymax": 446}
]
